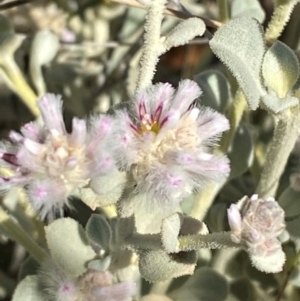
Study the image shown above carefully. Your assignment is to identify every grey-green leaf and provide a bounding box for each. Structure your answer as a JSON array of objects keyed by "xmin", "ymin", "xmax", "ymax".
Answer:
[
  {"xmin": 194, "ymin": 70, "xmax": 232, "ymax": 112},
  {"xmin": 278, "ymin": 187, "xmax": 300, "ymax": 239},
  {"xmin": 45, "ymin": 218, "xmax": 96, "ymax": 277},
  {"xmin": 209, "ymin": 17, "xmax": 266, "ymax": 110},
  {"xmin": 228, "ymin": 124, "xmax": 254, "ymax": 179},
  {"xmin": 86, "ymin": 214, "xmax": 112, "ymax": 253},
  {"xmin": 169, "ymin": 267, "xmax": 228, "ymax": 301}
]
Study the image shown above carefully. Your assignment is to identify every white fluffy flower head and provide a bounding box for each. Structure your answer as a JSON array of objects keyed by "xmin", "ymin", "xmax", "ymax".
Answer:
[
  {"xmin": 115, "ymin": 80, "xmax": 230, "ymax": 208},
  {"xmin": 0, "ymin": 94, "xmax": 116, "ymax": 218}
]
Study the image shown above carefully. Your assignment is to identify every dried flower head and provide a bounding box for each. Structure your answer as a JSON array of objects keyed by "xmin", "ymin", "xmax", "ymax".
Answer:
[
  {"xmin": 0, "ymin": 94, "xmax": 116, "ymax": 218},
  {"xmin": 115, "ymin": 80, "xmax": 230, "ymax": 209},
  {"xmin": 227, "ymin": 194, "xmax": 286, "ymax": 273}
]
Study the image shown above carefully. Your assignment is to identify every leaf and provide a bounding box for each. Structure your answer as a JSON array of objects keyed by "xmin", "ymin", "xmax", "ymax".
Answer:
[
  {"xmin": 231, "ymin": 0, "xmax": 265, "ymax": 23},
  {"xmin": 262, "ymin": 41, "xmax": 299, "ymax": 98},
  {"xmin": 169, "ymin": 267, "xmax": 228, "ymax": 301},
  {"xmin": 30, "ymin": 30, "xmax": 59, "ymax": 66},
  {"xmin": 163, "ymin": 18, "xmax": 206, "ymax": 51},
  {"xmin": 261, "ymin": 94, "xmax": 299, "ymax": 113},
  {"xmin": 209, "ymin": 17, "xmax": 266, "ymax": 110},
  {"xmin": 12, "ymin": 276, "xmax": 44, "ymax": 301},
  {"xmin": 194, "ymin": 70, "xmax": 232, "ymax": 112},
  {"xmin": 161, "ymin": 213, "xmax": 182, "ymax": 253},
  {"xmin": 278, "ymin": 187, "xmax": 300, "ymax": 239},
  {"xmin": 45, "ymin": 218, "xmax": 96, "ymax": 277},
  {"xmin": 228, "ymin": 124, "xmax": 254, "ymax": 179},
  {"xmin": 86, "ymin": 214, "xmax": 112, "ymax": 253},
  {"xmin": 139, "ymin": 249, "xmax": 196, "ymax": 282}
]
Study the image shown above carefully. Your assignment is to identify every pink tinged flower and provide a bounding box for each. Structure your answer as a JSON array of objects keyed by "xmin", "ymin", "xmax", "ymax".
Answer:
[
  {"xmin": 227, "ymin": 204, "xmax": 242, "ymax": 241},
  {"xmin": 115, "ymin": 80, "xmax": 230, "ymax": 208},
  {"xmin": 38, "ymin": 94, "xmax": 66, "ymax": 135},
  {"xmin": 27, "ymin": 179, "xmax": 68, "ymax": 219},
  {"xmin": 92, "ymin": 282, "xmax": 136, "ymax": 301},
  {"xmin": 0, "ymin": 93, "xmax": 117, "ymax": 218},
  {"xmin": 20, "ymin": 122, "xmax": 43, "ymax": 141},
  {"xmin": 228, "ymin": 195, "xmax": 286, "ymax": 273}
]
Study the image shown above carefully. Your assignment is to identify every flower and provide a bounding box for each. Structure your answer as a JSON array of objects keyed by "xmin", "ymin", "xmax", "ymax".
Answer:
[
  {"xmin": 227, "ymin": 194, "xmax": 286, "ymax": 273},
  {"xmin": 39, "ymin": 260, "xmax": 136, "ymax": 301},
  {"xmin": 115, "ymin": 80, "xmax": 230, "ymax": 208},
  {"xmin": 0, "ymin": 94, "xmax": 116, "ymax": 218}
]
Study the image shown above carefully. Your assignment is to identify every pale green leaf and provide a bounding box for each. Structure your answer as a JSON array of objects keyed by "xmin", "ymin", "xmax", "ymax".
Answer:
[
  {"xmin": 262, "ymin": 41, "xmax": 299, "ymax": 98},
  {"xmin": 45, "ymin": 218, "xmax": 96, "ymax": 277},
  {"xmin": 163, "ymin": 18, "xmax": 206, "ymax": 51},
  {"xmin": 12, "ymin": 276, "xmax": 44, "ymax": 301},
  {"xmin": 139, "ymin": 249, "xmax": 196, "ymax": 282},
  {"xmin": 30, "ymin": 30, "xmax": 59, "ymax": 66},
  {"xmin": 161, "ymin": 213, "xmax": 182, "ymax": 253},
  {"xmin": 261, "ymin": 94, "xmax": 299, "ymax": 113},
  {"xmin": 231, "ymin": 0, "xmax": 265, "ymax": 23},
  {"xmin": 209, "ymin": 17, "xmax": 266, "ymax": 110}
]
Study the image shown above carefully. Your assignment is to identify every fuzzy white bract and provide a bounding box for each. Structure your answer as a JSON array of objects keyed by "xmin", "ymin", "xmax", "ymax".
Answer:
[
  {"xmin": 115, "ymin": 80, "xmax": 230, "ymax": 208},
  {"xmin": 227, "ymin": 194, "xmax": 286, "ymax": 273},
  {"xmin": 0, "ymin": 94, "xmax": 116, "ymax": 218}
]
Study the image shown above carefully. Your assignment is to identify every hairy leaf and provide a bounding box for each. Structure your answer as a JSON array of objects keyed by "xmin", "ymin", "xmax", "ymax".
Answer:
[{"xmin": 209, "ymin": 17, "xmax": 266, "ymax": 110}]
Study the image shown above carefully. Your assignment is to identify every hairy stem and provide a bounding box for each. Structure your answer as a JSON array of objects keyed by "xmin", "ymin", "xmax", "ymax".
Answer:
[
  {"xmin": 256, "ymin": 107, "xmax": 300, "ymax": 198},
  {"xmin": 265, "ymin": 0, "xmax": 298, "ymax": 44},
  {"xmin": 135, "ymin": 0, "xmax": 167, "ymax": 92},
  {"xmin": 0, "ymin": 206, "xmax": 47, "ymax": 263},
  {"xmin": 125, "ymin": 232, "xmax": 161, "ymax": 250},
  {"xmin": 179, "ymin": 232, "xmax": 240, "ymax": 251}
]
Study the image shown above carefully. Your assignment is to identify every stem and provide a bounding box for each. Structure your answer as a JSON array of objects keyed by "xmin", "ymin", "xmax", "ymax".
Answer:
[
  {"xmin": 125, "ymin": 233, "xmax": 162, "ymax": 250},
  {"xmin": 150, "ymin": 279, "xmax": 173, "ymax": 295},
  {"xmin": 2, "ymin": 56, "xmax": 39, "ymax": 116},
  {"xmin": 135, "ymin": 0, "xmax": 167, "ymax": 93},
  {"xmin": 191, "ymin": 90, "xmax": 247, "ymax": 221},
  {"xmin": 30, "ymin": 63, "xmax": 46, "ymax": 97},
  {"xmin": 255, "ymin": 107, "xmax": 300, "ymax": 198},
  {"xmin": 217, "ymin": 0, "xmax": 230, "ymax": 23},
  {"xmin": 178, "ymin": 232, "xmax": 240, "ymax": 251},
  {"xmin": 190, "ymin": 182, "xmax": 223, "ymax": 220},
  {"xmin": 0, "ymin": 206, "xmax": 47, "ymax": 263},
  {"xmin": 265, "ymin": 0, "xmax": 298, "ymax": 44},
  {"xmin": 220, "ymin": 89, "xmax": 247, "ymax": 152}
]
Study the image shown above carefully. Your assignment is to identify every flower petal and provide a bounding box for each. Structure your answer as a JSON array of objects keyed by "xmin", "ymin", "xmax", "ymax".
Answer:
[{"xmin": 38, "ymin": 94, "xmax": 66, "ymax": 135}]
